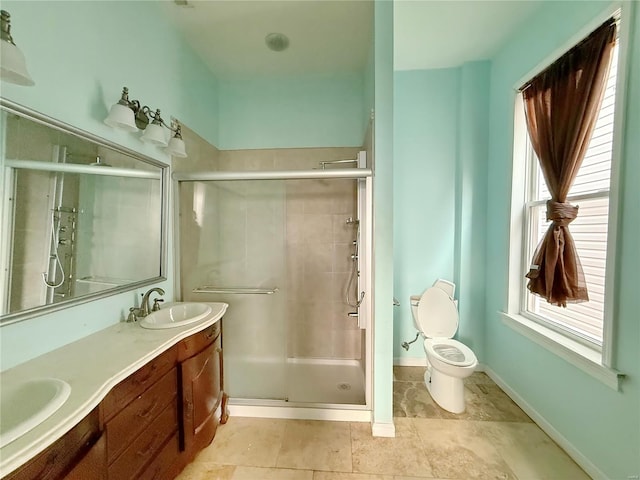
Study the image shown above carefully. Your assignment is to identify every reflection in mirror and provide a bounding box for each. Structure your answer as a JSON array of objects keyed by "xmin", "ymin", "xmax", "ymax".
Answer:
[{"xmin": 0, "ymin": 101, "xmax": 167, "ymax": 323}]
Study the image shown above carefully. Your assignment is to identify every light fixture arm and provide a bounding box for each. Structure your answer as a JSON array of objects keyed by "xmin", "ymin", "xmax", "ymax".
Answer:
[
  {"xmin": 105, "ymin": 86, "xmax": 187, "ymax": 157},
  {"xmin": 112, "ymin": 87, "xmax": 183, "ymax": 133},
  {"xmin": 1, "ymin": 10, "xmax": 16, "ymax": 45}
]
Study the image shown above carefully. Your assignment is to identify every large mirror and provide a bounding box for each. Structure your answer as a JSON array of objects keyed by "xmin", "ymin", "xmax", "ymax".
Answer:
[{"xmin": 0, "ymin": 100, "xmax": 167, "ymax": 324}]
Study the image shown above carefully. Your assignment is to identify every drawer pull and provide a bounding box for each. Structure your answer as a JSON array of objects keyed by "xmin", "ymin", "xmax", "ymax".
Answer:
[
  {"xmin": 216, "ymin": 347, "xmax": 222, "ymax": 354},
  {"xmin": 137, "ymin": 399, "xmax": 159, "ymax": 419},
  {"xmin": 136, "ymin": 363, "xmax": 158, "ymax": 384},
  {"xmin": 136, "ymin": 434, "xmax": 159, "ymax": 457}
]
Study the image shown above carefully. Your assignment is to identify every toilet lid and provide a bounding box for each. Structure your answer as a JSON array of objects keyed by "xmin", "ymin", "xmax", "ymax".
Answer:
[{"xmin": 416, "ymin": 286, "xmax": 458, "ymax": 338}]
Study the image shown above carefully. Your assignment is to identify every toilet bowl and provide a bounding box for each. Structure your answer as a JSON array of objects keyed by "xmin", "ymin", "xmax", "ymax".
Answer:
[{"xmin": 410, "ymin": 280, "xmax": 477, "ymax": 414}]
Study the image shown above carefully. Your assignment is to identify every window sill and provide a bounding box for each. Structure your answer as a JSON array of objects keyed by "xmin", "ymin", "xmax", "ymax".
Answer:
[{"xmin": 499, "ymin": 312, "xmax": 624, "ymax": 391}]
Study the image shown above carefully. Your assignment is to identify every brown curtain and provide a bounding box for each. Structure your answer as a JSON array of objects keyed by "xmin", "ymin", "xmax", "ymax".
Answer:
[{"xmin": 522, "ymin": 19, "xmax": 617, "ymax": 307}]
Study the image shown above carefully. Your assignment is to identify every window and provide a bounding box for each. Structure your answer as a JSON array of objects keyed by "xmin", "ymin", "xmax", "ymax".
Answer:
[
  {"xmin": 522, "ymin": 41, "xmax": 619, "ymax": 348},
  {"xmin": 503, "ymin": 11, "xmax": 627, "ymax": 389}
]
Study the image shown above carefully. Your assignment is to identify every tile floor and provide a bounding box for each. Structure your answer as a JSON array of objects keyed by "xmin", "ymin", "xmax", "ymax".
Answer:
[{"xmin": 176, "ymin": 367, "xmax": 591, "ymax": 480}]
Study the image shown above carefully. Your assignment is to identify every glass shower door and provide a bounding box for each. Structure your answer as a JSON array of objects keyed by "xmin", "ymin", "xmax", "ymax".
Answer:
[{"xmin": 179, "ymin": 179, "xmax": 288, "ymax": 401}]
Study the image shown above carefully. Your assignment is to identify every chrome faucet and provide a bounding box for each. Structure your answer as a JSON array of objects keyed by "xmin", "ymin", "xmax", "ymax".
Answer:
[{"xmin": 139, "ymin": 287, "xmax": 165, "ymax": 317}]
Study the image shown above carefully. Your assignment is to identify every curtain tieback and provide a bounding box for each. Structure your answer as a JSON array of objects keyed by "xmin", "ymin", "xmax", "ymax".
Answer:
[{"xmin": 546, "ymin": 200, "xmax": 578, "ymax": 227}]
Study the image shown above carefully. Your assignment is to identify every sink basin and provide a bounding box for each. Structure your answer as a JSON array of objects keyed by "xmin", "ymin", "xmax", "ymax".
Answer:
[
  {"xmin": 0, "ymin": 378, "xmax": 71, "ymax": 448},
  {"xmin": 139, "ymin": 302, "xmax": 213, "ymax": 329}
]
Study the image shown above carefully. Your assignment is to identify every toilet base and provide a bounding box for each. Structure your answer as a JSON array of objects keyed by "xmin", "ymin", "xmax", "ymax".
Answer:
[{"xmin": 424, "ymin": 366, "xmax": 466, "ymax": 414}]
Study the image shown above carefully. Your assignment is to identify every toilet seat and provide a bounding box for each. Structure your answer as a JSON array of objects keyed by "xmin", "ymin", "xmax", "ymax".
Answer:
[{"xmin": 424, "ymin": 338, "xmax": 477, "ymax": 367}]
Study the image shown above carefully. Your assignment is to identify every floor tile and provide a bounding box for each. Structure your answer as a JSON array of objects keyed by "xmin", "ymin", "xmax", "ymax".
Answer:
[
  {"xmin": 473, "ymin": 384, "xmax": 533, "ymax": 423},
  {"xmin": 194, "ymin": 417, "xmax": 286, "ymax": 467},
  {"xmin": 393, "ymin": 381, "xmax": 442, "ymax": 418},
  {"xmin": 350, "ymin": 418, "xmax": 434, "ymax": 478},
  {"xmin": 464, "ymin": 372, "xmax": 495, "ymax": 385},
  {"xmin": 232, "ymin": 466, "xmax": 314, "ymax": 480},
  {"xmin": 412, "ymin": 418, "xmax": 518, "ymax": 479},
  {"xmin": 483, "ymin": 422, "xmax": 592, "ymax": 480},
  {"xmin": 178, "ymin": 368, "xmax": 589, "ymax": 480},
  {"xmin": 313, "ymin": 473, "xmax": 393, "ymax": 480},
  {"xmin": 276, "ymin": 420, "xmax": 353, "ymax": 472},
  {"xmin": 392, "ymin": 365, "xmax": 425, "ymax": 382},
  {"xmin": 393, "ymin": 370, "xmax": 532, "ymax": 423},
  {"xmin": 175, "ymin": 462, "xmax": 235, "ymax": 480}
]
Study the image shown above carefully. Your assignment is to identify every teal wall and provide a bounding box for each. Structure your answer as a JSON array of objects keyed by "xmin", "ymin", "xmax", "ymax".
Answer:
[
  {"xmin": 454, "ymin": 61, "xmax": 489, "ymax": 360},
  {"xmin": 393, "ymin": 68, "xmax": 459, "ymax": 357},
  {"xmin": 218, "ymin": 73, "xmax": 365, "ymax": 150},
  {"xmin": 485, "ymin": 1, "xmax": 639, "ymax": 478},
  {"xmin": 372, "ymin": 0, "xmax": 394, "ymax": 428},
  {"xmin": 0, "ymin": 1, "xmax": 219, "ymax": 370},
  {"xmin": 393, "ymin": 62, "xmax": 489, "ymax": 363}
]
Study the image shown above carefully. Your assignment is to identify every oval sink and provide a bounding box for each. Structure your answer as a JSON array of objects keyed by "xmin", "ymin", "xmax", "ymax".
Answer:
[
  {"xmin": 139, "ymin": 302, "xmax": 213, "ymax": 329},
  {"xmin": 0, "ymin": 378, "xmax": 71, "ymax": 449}
]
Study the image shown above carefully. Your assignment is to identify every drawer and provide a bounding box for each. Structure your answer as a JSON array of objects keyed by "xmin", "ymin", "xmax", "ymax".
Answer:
[
  {"xmin": 106, "ymin": 367, "xmax": 177, "ymax": 463},
  {"xmin": 177, "ymin": 322, "xmax": 220, "ymax": 361},
  {"xmin": 103, "ymin": 346, "xmax": 177, "ymax": 421},
  {"xmin": 5, "ymin": 407, "xmax": 101, "ymax": 480},
  {"xmin": 107, "ymin": 401, "xmax": 178, "ymax": 480},
  {"xmin": 137, "ymin": 434, "xmax": 180, "ymax": 480}
]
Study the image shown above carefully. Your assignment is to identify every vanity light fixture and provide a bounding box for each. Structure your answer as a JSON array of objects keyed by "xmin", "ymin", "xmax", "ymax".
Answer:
[
  {"xmin": 104, "ymin": 87, "xmax": 188, "ymax": 158},
  {"xmin": 0, "ymin": 10, "xmax": 35, "ymax": 86}
]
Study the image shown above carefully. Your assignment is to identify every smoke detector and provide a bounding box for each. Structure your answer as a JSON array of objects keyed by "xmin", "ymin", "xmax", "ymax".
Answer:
[{"xmin": 265, "ymin": 33, "xmax": 290, "ymax": 52}]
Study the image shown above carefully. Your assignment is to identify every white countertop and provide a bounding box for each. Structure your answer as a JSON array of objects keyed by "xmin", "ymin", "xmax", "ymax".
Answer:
[{"xmin": 0, "ymin": 302, "xmax": 228, "ymax": 477}]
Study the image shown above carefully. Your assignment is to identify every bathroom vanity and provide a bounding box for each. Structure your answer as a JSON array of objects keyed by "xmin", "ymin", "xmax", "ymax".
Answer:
[{"xmin": 0, "ymin": 303, "xmax": 228, "ymax": 480}]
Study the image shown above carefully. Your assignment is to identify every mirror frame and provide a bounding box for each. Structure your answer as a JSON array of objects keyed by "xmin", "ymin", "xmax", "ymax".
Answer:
[{"xmin": 0, "ymin": 98, "xmax": 169, "ymax": 326}]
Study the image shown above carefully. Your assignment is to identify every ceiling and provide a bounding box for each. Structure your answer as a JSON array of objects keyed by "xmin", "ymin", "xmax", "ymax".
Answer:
[
  {"xmin": 160, "ymin": 0, "xmax": 543, "ymax": 78},
  {"xmin": 394, "ymin": 1, "xmax": 543, "ymax": 70},
  {"xmin": 160, "ymin": 0, "xmax": 374, "ymax": 79}
]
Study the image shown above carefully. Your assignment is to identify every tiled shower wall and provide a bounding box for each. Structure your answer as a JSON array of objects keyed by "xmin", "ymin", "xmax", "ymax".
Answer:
[
  {"xmin": 4, "ymin": 114, "xmax": 91, "ymax": 311},
  {"xmin": 218, "ymin": 148, "xmax": 363, "ymax": 360},
  {"xmin": 177, "ymin": 133, "xmax": 363, "ymax": 361}
]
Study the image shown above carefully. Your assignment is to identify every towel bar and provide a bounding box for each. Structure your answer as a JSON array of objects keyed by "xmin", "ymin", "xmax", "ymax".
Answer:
[{"xmin": 193, "ymin": 286, "xmax": 278, "ymax": 295}]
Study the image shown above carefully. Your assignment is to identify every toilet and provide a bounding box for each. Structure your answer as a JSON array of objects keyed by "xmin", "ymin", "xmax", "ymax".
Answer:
[{"xmin": 410, "ymin": 279, "xmax": 477, "ymax": 414}]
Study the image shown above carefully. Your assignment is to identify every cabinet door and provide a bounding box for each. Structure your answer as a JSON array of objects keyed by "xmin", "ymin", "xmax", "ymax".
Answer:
[
  {"xmin": 181, "ymin": 336, "xmax": 221, "ymax": 456},
  {"xmin": 65, "ymin": 435, "xmax": 106, "ymax": 480}
]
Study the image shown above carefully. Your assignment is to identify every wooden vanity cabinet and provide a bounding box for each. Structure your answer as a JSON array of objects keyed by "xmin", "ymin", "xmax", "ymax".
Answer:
[
  {"xmin": 2, "ymin": 320, "xmax": 226, "ymax": 480},
  {"xmin": 177, "ymin": 321, "xmax": 227, "ymax": 464},
  {"xmin": 3, "ymin": 407, "xmax": 104, "ymax": 480}
]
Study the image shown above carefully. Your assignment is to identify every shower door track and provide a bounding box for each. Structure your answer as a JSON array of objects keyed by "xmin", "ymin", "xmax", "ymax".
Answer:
[
  {"xmin": 173, "ymin": 168, "xmax": 372, "ymax": 182},
  {"xmin": 227, "ymin": 400, "xmax": 372, "ymax": 423}
]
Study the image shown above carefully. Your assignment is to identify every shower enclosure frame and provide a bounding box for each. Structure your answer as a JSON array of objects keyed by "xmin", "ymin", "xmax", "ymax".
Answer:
[{"xmin": 172, "ymin": 159, "xmax": 374, "ymax": 422}]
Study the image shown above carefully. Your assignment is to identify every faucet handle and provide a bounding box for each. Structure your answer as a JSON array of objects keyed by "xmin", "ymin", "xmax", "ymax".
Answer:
[
  {"xmin": 152, "ymin": 298, "xmax": 164, "ymax": 312},
  {"xmin": 127, "ymin": 307, "xmax": 139, "ymax": 323}
]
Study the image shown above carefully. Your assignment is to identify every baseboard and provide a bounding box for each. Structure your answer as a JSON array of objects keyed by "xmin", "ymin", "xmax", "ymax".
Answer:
[
  {"xmin": 371, "ymin": 421, "xmax": 396, "ymax": 437},
  {"xmin": 483, "ymin": 366, "xmax": 608, "ymax": 480},
  {"xmin": 393, "ymin": 357, "xmax": 427, "ymax": 366}
]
